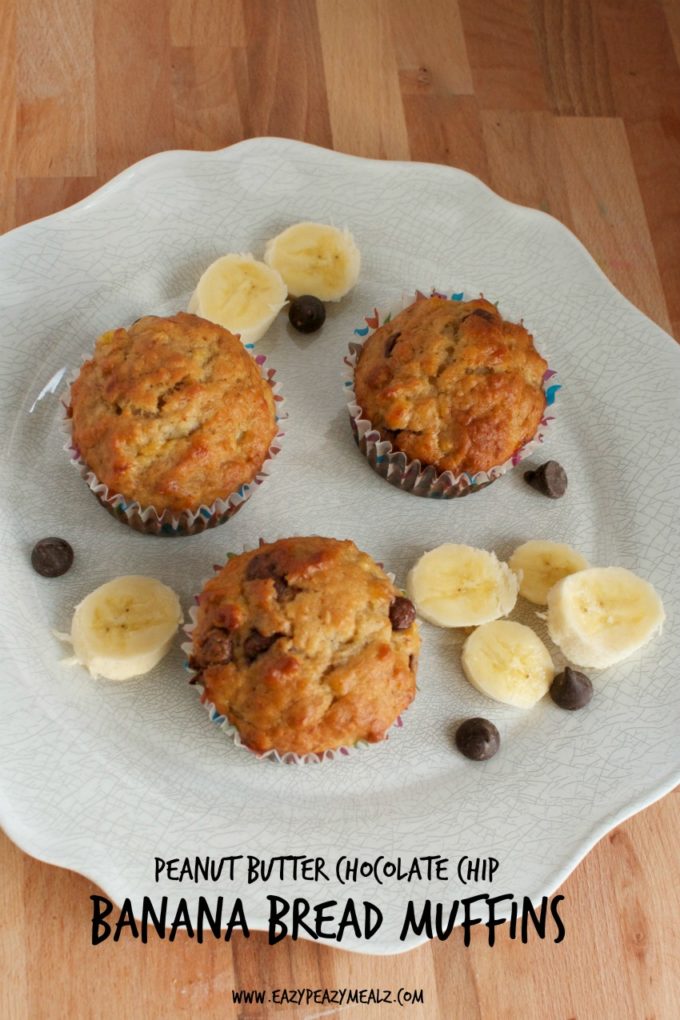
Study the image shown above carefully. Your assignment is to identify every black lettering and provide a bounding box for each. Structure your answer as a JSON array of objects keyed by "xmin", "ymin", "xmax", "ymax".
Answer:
[
  {"xmin": 521, "ymin": 897, "xmax": 548, "ymax": 942},
  {"xmin": 434, "ymin": 900, "xmax": 459, "ymax": 939},
  {"xmin": 196, "ymin": 896, "xmax": 222, "ymax": 941},
  {"xmin": 140, "ymin": 896, "xmax": 167, "ymax": 942},
  {"xmin": 168, "ymin": 899, "xmax": 194, "ymax": 941},
  {"xmin": 461, "ymin": 895, "xmax": 487, "ymax": 947},
  {"xmin": 114, "ymin": 899, "xmax": 139, "ymax": 941},
  {"xmin": 90, "ymin": 895, "xmax": 113, "ymax": 945},
  {"xmin": 485, "ymin": 894, "xmax": 513, "ymax": 947},
  {"xmin": 551, "ymin": 895, "xmax": 566, "ymax": 943},
  {"xmin": 268, "ymin": 895, "xmax": 289, "ymax": 944},
  {"xmin": 224, "ymin": 898, "xmax": 249, "ymax": 940},
  {"xmin": 399, "ymin": 900, "xmax": 433, "ymax": 941}
]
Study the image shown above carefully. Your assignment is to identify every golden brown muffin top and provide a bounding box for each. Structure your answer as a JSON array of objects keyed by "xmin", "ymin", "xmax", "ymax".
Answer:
[
  {"xmin": 190, "ymin": 536, "xmax": 420, "ymax": 756},
  {"xmin": 353, "ymin": 296, "xmax": 548, "ymax": 475},
  {"xmin": 69, "ymin": 313, "xmax": 277, "ymax": 513}
]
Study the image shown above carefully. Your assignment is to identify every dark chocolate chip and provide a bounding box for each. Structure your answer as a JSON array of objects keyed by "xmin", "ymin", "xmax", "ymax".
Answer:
[
  {"xmin": 469, "ymin": 308, "xmax": 494, "ymax": 322},
  {"xmin": 246, "ymin": 551, "xmax": 295, "ymax": 600},
  {"xmin": 408, "ymin": 653, "xmax": 418, "ymax": 672},
  {"xmin": 248, "ymin": 552, "xmax": 299, "ymax": 600},
  {"xmin": 196, "ymin": 628, "xmax": 232, "ymax": 666},
  {"xmin": 384, "ymin": 331, "xmax": 401, "ymax": 356},
  {"xmin": 31, "ymin": 537, "xmax": 74, "ymax": 578},
  {"xmin": 389, "ymin": 596, "xmax": 416, "ymax": 630},
  {"xmin": 243, "ymin": 630, "xmax": 279, "ymax": 662},
  {"xmin": 524, "ymin": 460, "xmax": 568, "ymax": 499},
  {"xmin": 455, "ymin": 718, "xmax": 500, "ymax": 761},
  {"xmin": 246, "ymin": 552, "xmax": 277, "ymax": 580},
  {"xmin": 550, "ymin": 667, "xmax": 593, "ymax": 710},
  {"xmin": 288, "ymin": 295, "xmax": 326, "ymax": 334}
]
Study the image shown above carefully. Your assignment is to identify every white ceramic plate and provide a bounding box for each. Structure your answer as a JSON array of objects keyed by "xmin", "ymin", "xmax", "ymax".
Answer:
[{"xmin": 1, "ymin": 138, "xmax": 678, "ymax": 955}]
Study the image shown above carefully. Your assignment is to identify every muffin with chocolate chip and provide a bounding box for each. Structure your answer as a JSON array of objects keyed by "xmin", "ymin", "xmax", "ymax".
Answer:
[
  {"xmin": 189, "ymin": 536, "xmax": 420, "ymax": 758},
  {"xmin": 351, "ymin": 294, "xmax": 550, "ymax": 495},
  {"xmin": 66, "ymin": 312, "xmax": 280, "ymax": 534}
]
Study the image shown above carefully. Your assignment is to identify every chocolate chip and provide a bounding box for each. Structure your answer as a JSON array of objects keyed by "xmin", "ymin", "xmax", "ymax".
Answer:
[
  {"xmin": 384, "ymin": 331, "xmax": 401, "ymax": 356},
  {"xmin": 246, "ymin": 552, "xmax": 295, "ymax": 601},
  {"xmin": 31, "ymin": 537, "xmax": 74, "ymax": 577},
  {"xmin": 469, "ymin": 308, "xmax": 494, "ymax": 322},
  {"xmin": 524, "ymin": 460, "xmax": 568, "ymax": 499},
  {"xmin": 194, "ymin": 628, "xmax": 232, "ymax": 667},
  {"xmin": 246, "ymin": 552, "xmax": 278, "ymax": 581},
  {"xmin": 550, "ymin": 667, "xmax": 593, "ymax": 710},
  {"xmin": 389, "ymin": 596, "xmax": 416, "ymax": 630},
  {"xmin": 288, "ymin": 295, "xmax": 326, "ymax": 334},
  {"xmin": 455, "ymin": 718, "xmax": 500, "ymax": 761},
  {"xmin": 408, "ymin": 653, "xmax": 418, "ymax": 672},
  {"xmin": 243, "ymin": 630, "xmax": 279, "ymax": 662}
]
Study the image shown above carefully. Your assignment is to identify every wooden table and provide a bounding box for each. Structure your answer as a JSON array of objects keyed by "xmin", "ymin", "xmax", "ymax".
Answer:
[{"xmin": 2, "ymin": 2, "xmax": 679, "ymax": 1017}]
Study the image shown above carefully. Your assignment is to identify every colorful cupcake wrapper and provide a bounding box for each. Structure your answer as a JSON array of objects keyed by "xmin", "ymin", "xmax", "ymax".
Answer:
[
  {"xmin": 343, "ymin": 289, "xmax": 559, "ymax": 499},
  {"xmin": 181, "ymin": 543, "xmax": 408, "ymax": 765},
  {"xmin": 61, "ymin": 348, "xmax": 286, "ymax": 536}
]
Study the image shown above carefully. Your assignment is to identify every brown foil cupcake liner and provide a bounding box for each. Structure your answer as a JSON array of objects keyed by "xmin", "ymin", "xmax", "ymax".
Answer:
[
  {"xmin": 61, "ymin": 352, "xmax": 286, "ymax": 536},
  {"xmin": 343, "ymin": 288, "xmax": 560, "ymax": 499},
  {"xmin": 181, "ymin": 544, "xmax": 411, "ymax": 765}
]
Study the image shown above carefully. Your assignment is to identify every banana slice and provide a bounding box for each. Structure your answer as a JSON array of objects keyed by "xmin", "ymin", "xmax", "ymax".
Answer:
[
  {"xmin": 508, "ymin": 540, "xmax": 590, "ymax": 606},
  {"xmin": 69, "ymin": 575, "xmax": 183, "ymax": 680},
  {"xmin": 407, "ymin": 544, "xmax": 519, "ymax": 628},
  {"xmin": 462, "ymin": 620, "xmax": 555, "ymax": 708},
  {"xmin": 264, "ymin": 221, "xmax": 361, "ymax": 301},
  {"xmin": 188, "ymin": 253, "xmax": 287, "ymax": 344},
  {"xmin": 547, "ymin": 566, "xmax": 665, "ymax": 669}
]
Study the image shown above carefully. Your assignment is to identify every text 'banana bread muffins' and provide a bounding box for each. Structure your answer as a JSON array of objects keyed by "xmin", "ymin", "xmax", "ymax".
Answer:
[
  {"xmin": 185, "ymin": 536, "xmax": 420, "ymax": 763},
  {"xmin": 345, "ymin": 291, "xmax": 558, "ymax": 498},
  {"xmin": 65, "ymin": 312, "xmax": 283, "ymax": 535}
]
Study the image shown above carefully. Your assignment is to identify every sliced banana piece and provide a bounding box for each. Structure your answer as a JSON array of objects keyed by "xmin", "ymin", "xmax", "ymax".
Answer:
[
  {"xmin": 264, "ymin": 221, "xmax": 361, "ymax": 301},
  {"xmin": 547, "ymin": 566, "xmax": 665, "ymax": 669},
  {"xmin": 508, "ymin": 540, "xmax": 590, "ymax": 606},
  {"xmin": 69, "ymin": 575, "xmax": 183, "ymax": 681},
  {"xmin": 462, "ymin": 620, "xmax": 555, "ymax": 709},
  {"xmin": 188, "ymin": 253, "xmax": 287, "ymax": 344},
  {"xmin": 407, "ymin": 544, "xmax": 519, "ymax": 628}
]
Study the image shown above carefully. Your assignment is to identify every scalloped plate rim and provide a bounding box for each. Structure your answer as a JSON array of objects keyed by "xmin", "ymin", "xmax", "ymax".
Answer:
[{"xmin": 0, "ymin": 136, "xmax": 678, "ymax": 956}]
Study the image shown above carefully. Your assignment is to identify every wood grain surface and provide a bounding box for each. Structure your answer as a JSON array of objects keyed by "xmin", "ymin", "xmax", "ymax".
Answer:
[{"xmin": 1, "ymin": 1, "xmax": 679, "ymax": 1018}]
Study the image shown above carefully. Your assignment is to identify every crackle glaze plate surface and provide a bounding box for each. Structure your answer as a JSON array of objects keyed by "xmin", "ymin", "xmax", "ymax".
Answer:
[{"xmin": 0, "ymin": 138, "xmax": 678, "ymax": 954}]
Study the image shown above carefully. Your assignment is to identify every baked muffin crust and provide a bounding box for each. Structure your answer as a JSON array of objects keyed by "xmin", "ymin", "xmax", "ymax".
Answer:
[
  {"xmin": 190, "ymin": 537, "xmax": 420, "ymax": 756},
  {"xmin": 69, "ymin": 313, "xmax": 277, "ymax": 513},
  {"xmin": 354, "ymin": 296, "xmax": 548, "ymax": 475}
]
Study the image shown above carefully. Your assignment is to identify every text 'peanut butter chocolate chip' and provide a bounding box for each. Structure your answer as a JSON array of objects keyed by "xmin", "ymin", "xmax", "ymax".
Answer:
[
  {"xmin": 31, "ymin": 537, "xmax": 74, "ymax": 577},
  {"xmin": 191, "ymin": 628, "xmax": 232, "ymax": 668},
  {"xmin": 524, "ymin": 460, "xmax": 568, "ymax": 499},
  {"xmin": 389, "ymin": 596, "xmax": 416, "ymax": 630},
  {"xmin": 550, "ymin": 667, "xmax": 593, "ymax": 710},
  {"xmin": 243, "ymin": 630, "xmax": 280, "ymax": 662},
  {"xmin": 455, "ymin": 718, "xmax": 500, "ymax": 761}
]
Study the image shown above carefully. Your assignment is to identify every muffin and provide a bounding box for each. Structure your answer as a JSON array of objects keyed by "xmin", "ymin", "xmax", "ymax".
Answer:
[
  {"xmin": 67, "ymin": 313, "xmax": 280, "ymax": 533},
  {"xmin": 353, "ymin": 295, "xmax": 548, "ymax": 478},
  {"xmin": 188, "ymin": 536, "xmax": 420, "ymax": 758}
]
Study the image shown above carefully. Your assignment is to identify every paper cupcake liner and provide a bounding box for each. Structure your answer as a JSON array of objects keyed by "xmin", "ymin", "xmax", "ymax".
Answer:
[
  {"xmin": 343, "ymin": 289, "xmax": 560, "ymax": 499},
  {"xmin": 181, "ymin": 543, "xmax": 411, "ymax": 765},
  {"xmin": 61, "ymin": 348, "xmax": 286, "ymax": 536}
]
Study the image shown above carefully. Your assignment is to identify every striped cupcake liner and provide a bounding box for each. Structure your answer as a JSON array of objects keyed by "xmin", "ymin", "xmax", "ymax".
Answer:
[
  {"xmin": 343, "ymin": 288, "xmax": 560, "ymax": 499},
  {"xmin": 61, "ymin": 347, "xmax": 286, "ymax": 536}
]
